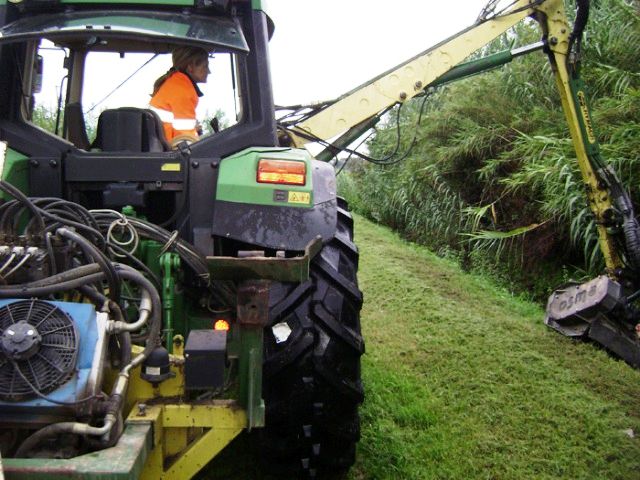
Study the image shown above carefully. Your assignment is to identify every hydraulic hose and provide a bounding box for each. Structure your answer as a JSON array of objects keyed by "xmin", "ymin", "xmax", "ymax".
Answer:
[
  {"xmin": 572, "ymin": 0, "xmax": 590, "ymax": 43},
  {"xmin": 117, "ymin": 330, "xmax": 133, "ymax": 367},
  {"xmin": 115, "ymin": 265, "xmax": 162, "ymax": 349},
  {"xmin": 77, "ymin": 285, "xmax": 126, "ymax": 323},
  {"xmin": 57, "ymin": 227, "xmax": 120, "ymax": 303},
  {"xmin": 610, "ymin": 182, "xmax": 640, "ymax": 270},
  {"xmin": 0, "ymin": 272, "xmax": 104, "ymax": 298},
  {"xmin": 15, "ymin": 415, "xmax": 117, "ymax": 458},
  {"xmin": 0, "ymin": 200, "xmax": 25, "ymax": 235},
  {"xmin": 0, "ymin": 181, "xmax": 45, "ymax": 234},
  {"xmin": 623, "ymin": 216, "xmax": 640, "ymax": 270},
  {"xmin": 78, "ymin": 285, "xmax": 132, "ymax": 367}
]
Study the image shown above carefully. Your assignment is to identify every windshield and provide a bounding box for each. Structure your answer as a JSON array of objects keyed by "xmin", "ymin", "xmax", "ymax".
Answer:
[{"xmin": 30, "ymin": 39, "xmax": 240, "ymax": 146}]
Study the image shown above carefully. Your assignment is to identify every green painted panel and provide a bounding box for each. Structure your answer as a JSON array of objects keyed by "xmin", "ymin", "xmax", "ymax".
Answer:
[
  {"xmin": 3, "ymin": 422, "xmax": 152, "ymax": 479},
  {"xmin": 1, "ymin": 146, "xmax": 29, "ymax": 199},
  {"xmin": 217, "ymin": 148, "xmax": 314, "ymax": 208},
  {"xmin": 62, "ymin": 0, "xmax": 192, "ymax": 4},
  {"xmin": 55, "ymin": 15, "xmax": 190, "ymax": 34}
]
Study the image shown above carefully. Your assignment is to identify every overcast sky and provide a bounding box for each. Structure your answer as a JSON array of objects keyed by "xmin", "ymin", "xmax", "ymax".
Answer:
[
  {"xmin": 267, "ymin": 0, "xmax": 489, "ymax": 106},
  {"xmin": 36, "ymin": 1, "xmax": 492, "ymax": 124}
]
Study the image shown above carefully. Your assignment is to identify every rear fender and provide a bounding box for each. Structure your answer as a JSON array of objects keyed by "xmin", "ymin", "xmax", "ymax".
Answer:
[{"xmin": 212, "ymin": 148, "xmax": 337, "ymax": 251}]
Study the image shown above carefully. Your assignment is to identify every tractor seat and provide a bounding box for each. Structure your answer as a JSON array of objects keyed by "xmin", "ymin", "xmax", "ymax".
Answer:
[{"xmin": 91, "ymin": 107, "xmax": 171, "ymax": 152}]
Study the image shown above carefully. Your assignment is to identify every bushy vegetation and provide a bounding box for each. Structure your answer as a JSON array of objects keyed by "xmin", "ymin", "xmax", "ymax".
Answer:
[{"xmin": 339, "ymin": 0, "xmax": 640, "ymax": 299}]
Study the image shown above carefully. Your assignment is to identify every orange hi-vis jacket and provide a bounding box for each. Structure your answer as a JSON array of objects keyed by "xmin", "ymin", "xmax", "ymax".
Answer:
[{"xmin": 149, "ymin": 71, "xmax": 201, "ymax": 142}]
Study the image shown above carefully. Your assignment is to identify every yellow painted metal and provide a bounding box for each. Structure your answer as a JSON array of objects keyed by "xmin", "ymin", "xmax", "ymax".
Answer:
[
  {"xmin": 290, "ymin": 0, "xmax": 534, "ymax": 147},
  {"xmin": 172, "ymin": 334, "xmax": 185, "ymax": 357},
  {"xmin": 127, "ymin": 405, "xmax": 164, "ymax": 480},
  {"xmin": 164, "ymin": 427, "xmax": 189, "ymax": 458},
  {"xmin": 128, "ymin": 401, "xmax": 246, "ymax": 480},
  {"xmin": 161, "ymin": 402, "xmax": 247, "ymax": 428},
  {"xmin": 163, "ymin": 423, "xmax": 243, "ymax": 479},
  {"xmin": 535, "ymin": 1, "xmax": 622, "ymax": 271}
]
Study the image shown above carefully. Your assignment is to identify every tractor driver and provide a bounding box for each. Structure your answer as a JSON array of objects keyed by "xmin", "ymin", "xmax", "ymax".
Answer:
[{"xmin": 149, "ymin": 46, "xmax": 210, "ymax": 144}]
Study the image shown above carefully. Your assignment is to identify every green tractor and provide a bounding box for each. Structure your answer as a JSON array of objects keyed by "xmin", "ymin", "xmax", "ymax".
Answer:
[
  {"xmin": 0, "ymin": 0, "xmax": 363, "ymax": 478},
  {"xmin": 0, "ymin": 0, "xmax": 638, "ymax": 478}
]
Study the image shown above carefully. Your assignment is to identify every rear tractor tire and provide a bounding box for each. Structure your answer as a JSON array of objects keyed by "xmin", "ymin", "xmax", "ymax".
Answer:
[{"xmin": 262, "ymin": 200, "xmax": 364, "ymax": 478}]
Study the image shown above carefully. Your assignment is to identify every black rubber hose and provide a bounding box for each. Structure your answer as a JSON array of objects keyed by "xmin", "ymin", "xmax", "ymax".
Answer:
[
  {"xmin": 0, "ymin": 263, "xmax": 102, "ymax": 289},
  {"xmin": 623, "ymin": 217, "xmax": 640, "ymax": 270},
  {"xmin": 35, "ymin": 199, "xmax": 103, "ymax": 242},
  {"xmin": 15, "ymin": 423, "xmax": 82, "ymax": 457},
  {"xmin": 40, "ymin": 212, "xmax": 106, "ymax": 249},
  {"xmin": 106, "ymin": 242, "xmax": 161, "ymax": 291},
  {"xmin": 57, "ymin": 228, "xmax": 120, "ymax": 303},
  {"xmin": 0, "ymin": 199, "xmax": 18, "ymax": 227},
  {"xmin": 39, "ymin": 199, "xmax": 99, "ymax": 230},
  {"xmin": 0, "ymin": 272, "xmax": 105, "ymax": 298},
  {"xmin": 76, "ymin": 284, "xmax": 134, "ymax": 367},
  {"xmin": 117, "ymin": 331, "xmax": 132, "ymax": 367},
  {"xmin": 77, "ymin": 284, "xmax": 126, "ymax": 323},
  {"xmin": 572, "ymin": 0, "xmax": 590, "ymax": 43},
  {"xmin": 0, "ymin": 181, "xmax": 45, "ymax": 233},
  {"xmin": 116, "ymin": 265, "xmax": 162, "ymax": 351},
  {"xmin": 0, "ymin": 200, "xmax": 23, "ymax": 235},
  {"xmin": 43, "ymin": 232, "xmax": 57, "ymax": 275}
]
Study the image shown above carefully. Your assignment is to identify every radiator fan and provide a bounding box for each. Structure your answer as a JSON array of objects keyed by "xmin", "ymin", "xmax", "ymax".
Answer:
[{"xmin": 0, "ymin": 299, "xmax": 78, "ymax": 401}]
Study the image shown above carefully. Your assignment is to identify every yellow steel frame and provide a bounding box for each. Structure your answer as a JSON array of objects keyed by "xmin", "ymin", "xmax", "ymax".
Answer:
[
  {"xmin": 113, "ymin": 347, "xmax": 247, "ymax": 480},
  {"xmin": 290, "ymin": 0, "xmax": 533, "ymax": 146},
  {"xmin": 128, "ymin": 402, "xmax": 246, "ymax": 480},
  {"xmin": 536, "ymin": 2, "xmax": 622, "ymax": 270}
]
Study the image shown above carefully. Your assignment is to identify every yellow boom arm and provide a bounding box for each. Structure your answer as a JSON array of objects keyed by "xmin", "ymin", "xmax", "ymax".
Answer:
[{"xmin": 285, "ymin": 0, "xmax": 623, "ymax": 272}]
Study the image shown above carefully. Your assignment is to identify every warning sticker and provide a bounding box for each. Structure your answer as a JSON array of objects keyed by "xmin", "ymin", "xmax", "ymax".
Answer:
[{"xmin": 288, "ymin": 191, "xmax": 311, "ymax": 204}]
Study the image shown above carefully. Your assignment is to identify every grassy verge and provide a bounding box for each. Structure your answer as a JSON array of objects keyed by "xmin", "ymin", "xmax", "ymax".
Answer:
[
  {"xmin": 350, "ymin": 214, "xmax": 640, "ymax": 480},
  {"xmin": 202, "ymin": 214, "xmax": 640, "ymax": 479}
]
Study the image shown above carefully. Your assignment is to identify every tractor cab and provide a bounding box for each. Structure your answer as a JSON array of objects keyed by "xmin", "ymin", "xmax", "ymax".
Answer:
[
  {"xmin": 1, "ymin": 10, "xmax": 247, "ymax": 150},
  {"xmin": 0, "ymin": 0, "xmax": 277, "ymax": 232}
]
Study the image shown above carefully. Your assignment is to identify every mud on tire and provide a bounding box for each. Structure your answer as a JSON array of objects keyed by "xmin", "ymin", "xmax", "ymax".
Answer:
[{"xmin": 262, "ymin": 200, "xmax": 364, "ymax": 477}]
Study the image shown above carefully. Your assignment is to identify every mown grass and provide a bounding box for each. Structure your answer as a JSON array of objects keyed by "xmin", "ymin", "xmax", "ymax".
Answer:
[
  {"xmin": 350, "ymin": 214, "xmax": 640, "ymax": 480},
  {"xmin": 202, "ymin": 214, "xmax": 640, "ymax": 479}
]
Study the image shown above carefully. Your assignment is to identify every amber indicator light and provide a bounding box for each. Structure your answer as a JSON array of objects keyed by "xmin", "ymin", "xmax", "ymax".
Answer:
[
  {"xmin": 257, "ymin": 159, "xmax": 306, "ymax": 186},
  {"xmin": 213, "ymin": 319, "xmax": 230, "ymax": 331}
]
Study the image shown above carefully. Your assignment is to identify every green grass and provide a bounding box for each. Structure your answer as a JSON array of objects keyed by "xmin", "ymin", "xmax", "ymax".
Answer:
[
  {"xmin": 202, "ymin": 214, "xmax": 640, "ymax": 479},
  {"xmin": 350, "ymin": 214, "xmax": 640, "ymax": 480}
]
